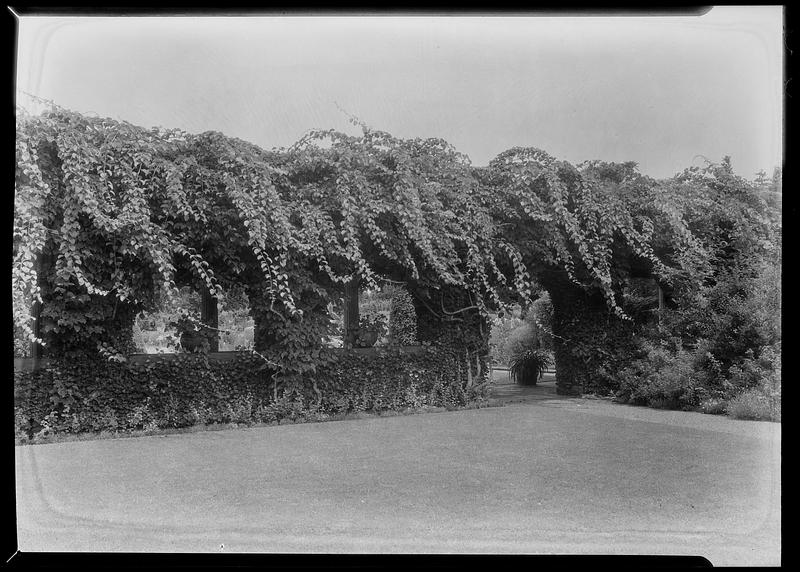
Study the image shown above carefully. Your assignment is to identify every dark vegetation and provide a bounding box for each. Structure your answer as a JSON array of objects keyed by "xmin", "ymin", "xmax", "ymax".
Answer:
[{"xmin": 14, "ymin": 100, "xmax": 781, "ymax": 442}]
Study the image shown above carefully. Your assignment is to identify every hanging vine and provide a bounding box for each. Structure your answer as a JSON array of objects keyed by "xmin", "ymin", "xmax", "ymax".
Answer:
[{"xmin": 16, "ymin": 98, "xmax": 735, "ymax": 399}]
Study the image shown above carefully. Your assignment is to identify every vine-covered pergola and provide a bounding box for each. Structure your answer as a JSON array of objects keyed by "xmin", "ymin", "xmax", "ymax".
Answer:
[{"xmin": 15, "ymin": 102, "xmax": 750, "ymax": 395}]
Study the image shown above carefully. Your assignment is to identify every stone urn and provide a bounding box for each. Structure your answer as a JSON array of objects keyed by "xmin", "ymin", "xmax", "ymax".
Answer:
[{"xmin": 179, "ymin": 330, "xmax": 210, "ymax": 353}]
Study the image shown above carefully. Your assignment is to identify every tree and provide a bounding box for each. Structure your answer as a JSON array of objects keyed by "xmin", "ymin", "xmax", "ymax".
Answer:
[{"xmin": 656, "ymin": 158, "xmax": 781, "ymax": 375}]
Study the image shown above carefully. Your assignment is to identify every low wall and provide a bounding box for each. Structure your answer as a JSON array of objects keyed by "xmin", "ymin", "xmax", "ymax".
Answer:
[{"xmin": 14, "ymin": 343, "xmax": 480, "ymax": 441}]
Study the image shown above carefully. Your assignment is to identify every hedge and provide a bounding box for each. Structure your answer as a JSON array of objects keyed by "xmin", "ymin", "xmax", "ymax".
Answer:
[{"xmin": 14, "ymin": 348, "xmax": 490, "ymax": 442}]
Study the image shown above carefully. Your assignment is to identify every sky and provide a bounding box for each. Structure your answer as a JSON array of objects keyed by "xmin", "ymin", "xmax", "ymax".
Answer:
[{"xmin": 14, "ymin": 7, "xmax": 784, "ymax": 180}]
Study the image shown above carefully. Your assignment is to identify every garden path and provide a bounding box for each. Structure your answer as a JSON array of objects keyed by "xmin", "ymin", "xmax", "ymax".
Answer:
[{"xmin": 489, "ymin": 368, "xmax": 561, "ymax": 403}]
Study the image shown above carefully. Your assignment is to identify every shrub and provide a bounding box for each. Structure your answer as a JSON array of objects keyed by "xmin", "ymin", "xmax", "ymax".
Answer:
[
  {"xmin": 727, "ymin": 343, "xmax": 781, "ymax": 393},
  {"xmin": 224, "ymin": 392, "xmax": 256, "ymax": 424},
  {"xmin": 94, "ymin": 406, "xmax": 120, "ymax": 432},
  {"xmin": 502, "ymin": 322, "xmax": 537, "ymax": 364},
  {"xmin": 688, "ymin": 338, "xmax": 726, "ymax": 389},
  {"xmin": 615, "ymin": 337, "xmax": 781, "ymax": 417},
  {"xmin": 488, "ymin": 312, "xmax": 523, "ymax": 366},
  {"xmin": 615, "ymin": 342, "xmax": 704, "ymax": 410},
  {"xmin": 661, "ymin": 254, "xmax": 781, "ymax": 378},
  {"xmin": 727, "ymin": 380, "xmax": 781, "ymax": 421},
  {"xmin": 359, "ymin": 290, "xmax": 392, "ymax": 315},
  {"xmin": 700, "ymin": 398, "xmax": 729, "ymax": 415},
  {"xmin": 726, "ymin": 344, "xmax": 780, "ymax": 421}
]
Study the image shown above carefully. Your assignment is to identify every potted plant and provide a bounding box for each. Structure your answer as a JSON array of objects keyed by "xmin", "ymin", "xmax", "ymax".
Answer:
[{"xmin": 510, "ymin": 348, "xmax": 553, "ymax": 386}]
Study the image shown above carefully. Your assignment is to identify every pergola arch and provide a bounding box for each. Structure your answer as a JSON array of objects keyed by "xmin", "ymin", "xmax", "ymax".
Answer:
[{"xmin": 17, "ymin": 102, "xmax": 726, "ymax": 398}]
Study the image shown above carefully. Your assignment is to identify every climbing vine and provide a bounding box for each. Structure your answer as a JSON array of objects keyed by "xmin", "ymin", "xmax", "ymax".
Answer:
[
  {"xmin": 482, "ymin": 150, "xmax": 704, "ymax": 319},
  {"xmin": 14, "ymin": 101, "xmax": 525, "ymax": 376},
  {"xmin": 17, "ymin": 99, "xmax": 766, "ymax": 399}
]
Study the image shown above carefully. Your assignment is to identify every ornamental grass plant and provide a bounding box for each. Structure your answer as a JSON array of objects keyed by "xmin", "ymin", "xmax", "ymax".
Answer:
[{"xmin": 509, "ymin": 348, "xmax": 553, "ymax": 386}]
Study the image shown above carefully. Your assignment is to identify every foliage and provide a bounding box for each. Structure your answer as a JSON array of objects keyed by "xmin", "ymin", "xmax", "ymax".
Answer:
[
  {"xmin": 497, "ymin": 293, "xmax": 555, "ymax": 369},
  {"xmin": 726, "ymin": 343, "xmax": 781, "ymax": 393},
  {"xmin": 660, "ymin": 263, "xmax": 780, "ymax": 375},
  {"xmin": 216, "ymin": 312, "xmax": 254, "ymax": 351},
  {"xmin": 502, "ymin": 321, "xmax": 536, "ymax": 366},
  {"xmin": 414, "ymin": 286, "xmax": 491, "ymax": 384},
  {"xmin": 623, "ymin": 159, "xmax": 783, "ymax": 413},
  {"xmin": 615, "ymin": 337, "xmax": 781, "ymax": 415},
  {"xmin": 480, "ymin": 154, "xmax": 722, "ymax": 393},
  {"xmin": 360, "ymin": 287, "xmax": 393, "ymax": 314},
  {"xmin": 14, "ymin": 353, "xmax": 271, "ymax": 440},
  {"xmin": 487, "ymin": 311, "xmax": 523, "ymax": 366},
  {"xmin": 167, "ymin": 309, "xmax": 216, "ymax": 353},
  {"xmin": 132, "ymin": 315, "xmax": 179, "ymax": 354},
  {"xmin": 14, "ymin": 104, "xmax": 194, "ymax": 356},
  {"xmin": 14, "ymin": 348, "xmax": 488, "ymax": 443},
  {"xmin": 509, "ymin": 349, "xmax": 552, "ymax": 386},
  {"xmin": 132, "ymin": 285, "xmax": 253, "ymax": 353},
  {"xmin": 167, "ymin": 309, "xmax": 200, "ymax": 337},
  {"xmin": 14, "ymin": 324, "xmax": 31, "ymax": 358},
  {"xmin": 285, "ymin": 347, "xmax": 489, "ymax": 413},
  {"xmin": 556, "ymin": 157, "xmax": 779, "ymax": 399},
  {"xmin": 388, "ymin": 285, "xmax": 418, "ymax": 345},
  {"xmin": 615, "ymin": 342, "xmax": 704, "ymax": 409},
  {"xmin": 14, "ymin": 100, "xmax": 516, "ymax": 396},
  {"xmin": 700, "ymin": 398, "xmax": 729, "ymax": 416},
  {"xmin": 484, "ymin": 155, "xmax": 692, "ymax": 319},
  {"xmin": 358, "ymin": 312, "xmax": 387, "ymax": 332},
  {"xmin": 621, "ymin": 278, "xmax": 660, "ymax": 323},
  {"xmin": 726, "ymin": 377, "xmax": 781, "ymax": 422},
  {"xmin": 529, "ymin": 293, "xmax": 553, "ymax": 349},
  {"xmin": 14, "ymin": 100, "xmax": 780, "ymax": 404},
  {"xmin": 355, "ymin": 312, "xmax": 387, "ymax": 348}
]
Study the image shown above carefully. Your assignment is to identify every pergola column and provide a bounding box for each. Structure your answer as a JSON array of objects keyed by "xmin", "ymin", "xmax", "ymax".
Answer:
[
  {"xmin": 29, "ymin": 251, "xmax": 45, "ymax": 360},
  {"xmin": 201, "ymin": 286, "xmax": 219, "ymax": 352},
  {"xmin": 343, "ymin": 278, "xmax": 360, "ymax": 349}
]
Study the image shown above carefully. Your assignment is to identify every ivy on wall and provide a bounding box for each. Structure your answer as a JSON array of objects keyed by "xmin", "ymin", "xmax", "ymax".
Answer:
[{"xmin": 14, "ymin": 349, "xmax": 489, "ymax": 442}]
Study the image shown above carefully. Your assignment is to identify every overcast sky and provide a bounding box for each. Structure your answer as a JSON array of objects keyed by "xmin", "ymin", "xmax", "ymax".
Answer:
[{"xmin": 15, "ymin": 7, "xmax": 783, "ymax": 180}]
